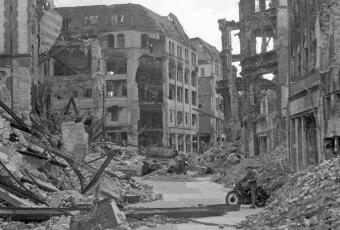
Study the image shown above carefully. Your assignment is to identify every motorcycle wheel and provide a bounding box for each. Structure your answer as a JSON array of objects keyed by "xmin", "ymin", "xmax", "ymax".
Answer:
[{"xmin": 225, "ymin": 191, "xmax": 241, "ymax": 207}]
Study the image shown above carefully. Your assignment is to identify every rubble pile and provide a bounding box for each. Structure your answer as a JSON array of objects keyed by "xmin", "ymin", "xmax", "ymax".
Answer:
[
  {"xmin": 84, "ymin": 145, "xmax": 161, "ymax": 203},
  {"xmin": 0, "ymin": 105, "xmax": 160, "ymax": 229},
  {"xmin": 197, "ymin": 141, "xmax": 245, "ymax": 171},
  {"xmin": 212, "ymin": 142, "xmax": 289, "ymax": 192},
  {"xmin": 239, "ymin": 157, "xmax": 340, "ymax": 230}
]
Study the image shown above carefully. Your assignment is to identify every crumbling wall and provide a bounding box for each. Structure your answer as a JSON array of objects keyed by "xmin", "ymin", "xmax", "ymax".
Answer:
[
  {"xmin": 221, "ymin": 0, "xmax": 286, "ymax": 157},
  {"xmin": 218, "ymin": 19, "xmax": 240, "ymax": 141},
  {"xmin": 0, "ymin": 0, "xmax": 61, "ymax": 120},
  {"xmin": 51, "ymin": 39, "xmax": 104, "ymax": 119}
]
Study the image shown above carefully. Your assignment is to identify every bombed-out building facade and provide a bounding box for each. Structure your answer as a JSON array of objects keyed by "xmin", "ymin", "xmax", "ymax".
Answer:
[
  {"xmin": 53, "ymin": 4, "xmax": 199, "ymax": 152},
  {"xmin": 220, "ymin": 0, "xmax": 340, "ymax": 170},
  {"xmin": 219, "ymin": 0, "xmax": 289, "ymax": 157}
]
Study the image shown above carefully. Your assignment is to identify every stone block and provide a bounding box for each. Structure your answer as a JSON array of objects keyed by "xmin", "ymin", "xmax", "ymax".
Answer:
[
  {"xmin": 95, "ymin": 177, "xmax": 122, "ymax": 202},
  {"xmin": 69, "ymin": 213, "xmax": 96, "ymax": 230},
  {"xmin": 94, "ymin": 199, "xmax": 126, "ymax": 229}
]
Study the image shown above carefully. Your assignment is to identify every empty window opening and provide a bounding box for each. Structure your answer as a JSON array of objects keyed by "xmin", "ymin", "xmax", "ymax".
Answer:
[
  {"xmin": 185, "ymin": 49, "xmax": 189, "ymax": 61},
  {"xmin": 185, "ymin": 112, "xmax": 190, "ymax": 125},
  {"xmin": 177, "ymin": 86, "xmax": 183, "ymax": 102},
  {"xmin": 117, "ymin": 34, "xmax": 125, "ymax": 48},
  {"xmin": 185, "ymin": 89, "xmax": 189, "ymax": 104},
  {"xmin": 177, "ymin": 64, "xmax": 183, "ymax": 82},
  {"xmin": 192, "ymin": 114, "xmax": 197, "ymax": 126},
  {"xmin": 256, "ymin": 36, "xmax": 273, "ymax": 54},
  {"xmin": 62, "ymin": 18, "xmax": 72, "ymax": 30},
  {"xmin": 169, "ymin": 110, "xmax": 175, "ymax": 124},
  {"xmin": 192, "ymin": 91, "xmax": 197, "ymax": 106},
  {"xmin": 108, "ymin": 106, "xmax": 121, "ymax": 121},
  {"xmin": 107, "ymin": 34, "xmax": 115, "ymax": 48},
  {"xmin": 169, "ymin": 84, "xmax": 176, "ymax": 100},
  {"xmin": 169, "ymin": 59, "xmax": 176, "ymax": 79},
  {"xmin": 191, "ymin": 71, "xmax": 197, "ymax": 87},
  {"xmin": 106, "ymin": 56, "xmax": 127, "ymax": 74},
  {"xmin": 177, "ymin": 111, "xmax": 183, "ymax": 125},
  {"xmin": 184, "ymin": 69, "xmax": 190, "ymax": 84},
  {"xmin": 84, "ymin": 88, "xmax": 92, "ymax": 98},
  {"xmin": 255, "ymin": 0, "xmax": 272, "ymax": 12},
  {"xmin": 141, "ymin": 34, "xmax": 149, "ymax": 49}
]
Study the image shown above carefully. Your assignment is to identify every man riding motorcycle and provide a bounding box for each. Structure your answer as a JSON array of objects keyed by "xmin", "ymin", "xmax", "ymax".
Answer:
[{"xmin": 239, "ymin": 166, "xmax": 257, "ymax": 209}]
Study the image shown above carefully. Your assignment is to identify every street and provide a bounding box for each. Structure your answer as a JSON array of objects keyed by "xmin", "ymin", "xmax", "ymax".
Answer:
[{"xmin": 132, "ymin": 177, "xmax": 263, "ymax": 230}]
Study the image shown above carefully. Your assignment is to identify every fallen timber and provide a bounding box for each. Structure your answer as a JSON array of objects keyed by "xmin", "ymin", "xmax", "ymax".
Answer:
[
  {"xmin": 125, "ymin": 204, "xmax": 231, "ymax": 219},
  {"xmin": 0, "ymin": 206, "xmax": 92, "ymax": 222}
]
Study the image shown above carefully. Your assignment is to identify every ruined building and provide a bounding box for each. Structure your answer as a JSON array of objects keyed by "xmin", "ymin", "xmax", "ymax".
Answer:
[
  {"xmin": 191, "ymin": 38, "xmax": 225, "ymax": 144},
  {"xmin": 287, "ymin": 0, "xmax": 340, "ymax": 171},
  {"xmin": 54, "ymin": 4, "xmax": 199, "ymax": 151},
  {"xmin": 219, "ymin": 0, "xmax": 289, "ymax": 157},
  {"xmin": 0, "ymin": 0, "xmax": 62, "ymax": 119}
]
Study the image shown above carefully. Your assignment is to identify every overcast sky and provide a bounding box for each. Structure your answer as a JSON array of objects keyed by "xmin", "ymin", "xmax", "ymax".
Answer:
[{"xmin": 54, "ymin": 0, "xmax": 240, "ymax": 52}]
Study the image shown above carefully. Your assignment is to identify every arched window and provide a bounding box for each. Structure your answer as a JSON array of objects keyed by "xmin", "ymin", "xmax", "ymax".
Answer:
[
  {"xmin": 141, "ymin": 34, "xmax": 149, "ymax": 48},
  {"xmin": 117, "ymin": 34, "xmax": 125, "ymax": 48},
  {"xmin": 106, "ymin": 56, "xmax": 127, "ymax": 74},
  {"xmin": 107, "ymin": 34, "xmax": 115, "ymax": 48}
]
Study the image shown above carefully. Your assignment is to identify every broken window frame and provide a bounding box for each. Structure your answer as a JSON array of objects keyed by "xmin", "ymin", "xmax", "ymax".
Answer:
[{"xmin": 117, "ymin": 33, "xmax": 125, "ymax": 48}]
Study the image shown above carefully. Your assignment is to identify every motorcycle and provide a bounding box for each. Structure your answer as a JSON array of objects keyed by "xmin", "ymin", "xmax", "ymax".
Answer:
[{"xmin": 225, "ymin": 181, "xmax": 269, "ymax": 208}]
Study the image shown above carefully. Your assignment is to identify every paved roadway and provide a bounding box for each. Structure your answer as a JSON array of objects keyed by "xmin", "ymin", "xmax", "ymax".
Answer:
[{"xmin": 132, "ymin": 177, "xmax": 262, "ymax": 230}]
